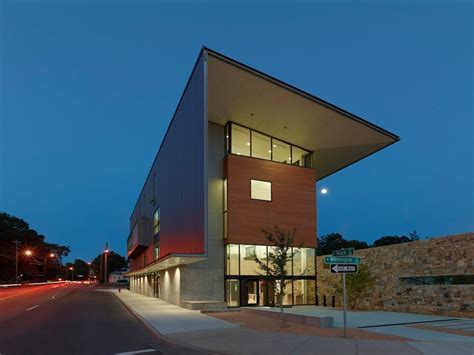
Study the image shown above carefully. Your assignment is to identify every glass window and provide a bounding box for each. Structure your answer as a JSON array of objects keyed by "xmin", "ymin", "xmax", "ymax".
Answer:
[
  {"xmin": 239, "ymin": 245, "xmax": 266, "ymax": 275},
  {"xmin": 292, "ymin": 146, "xmax": 309, "ymax": 167},
  {"xmin": 223, "ymin": 179, "xmax": 228, "ymax": 239},
  {"xmin": 273, "ymin": 280, "xmax": 293, "ymax": 305},
  {"xmin": 225, "ymin": 123, "xmax": 231, "ymax": 154},
  {"xmin": 251, "ymin": 131, "xmax": 271, "ymax": 160},
  {"xmin": 293, "ymin": 248, "xmax": 315, "ymax": 276},
  {"xmin": 226, "ymin": 279, "xmax": 240, "ymax": 307},
  {"xmin": 226, "ymin": 244, "xmax": 239, "ymax": 275},
  {"xmin": 153, "ymin": 207, "xmax": 160, "ymax": 235},
  {"xmin": 272, "ymin": 139, "xmax": 291, "ymax": 164},
  {"xmin": 268, "ymin": 246, "xmax": 292, "ymax": 275},
  {"xmin": 231, "ymin": 124, "xmax": 250, "ymax": 157},
  {"xmin": 293, "ymin": 279, "xmax": 315, "ymax": 305},
  {"xmin": 154, "ymin": 243, "xmax": 160, "ymax": 260},
  {"xmin": 251, "ymin": 180, "xmax": 271, "ymax": 201}
]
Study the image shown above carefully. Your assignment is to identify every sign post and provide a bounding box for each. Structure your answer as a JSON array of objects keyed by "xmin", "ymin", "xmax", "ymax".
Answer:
[
  {"xmin": 342, "ymin": 273, "xmax": 347, "ymax": 338},
  {"xmin": 324, "ymin": 249, "xmax": 362, "ymax": 339}
]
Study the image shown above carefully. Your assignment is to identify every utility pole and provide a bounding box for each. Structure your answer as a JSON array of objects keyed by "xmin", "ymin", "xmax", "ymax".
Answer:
[
  {"xmin": 104, "ymin": 242, "xmax": 109, "ymax": 285},
  {"xmin": 12, "ymin": 241, "xmax": 21, "ymax": 283}
]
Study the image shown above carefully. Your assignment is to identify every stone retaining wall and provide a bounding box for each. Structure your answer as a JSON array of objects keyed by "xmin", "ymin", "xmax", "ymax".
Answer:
[{"xmin": 316, "ymin": 233, "xmax": 474, "ymax": 317}]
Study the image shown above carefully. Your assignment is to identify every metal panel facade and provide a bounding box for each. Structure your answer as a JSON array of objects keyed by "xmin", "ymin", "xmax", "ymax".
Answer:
[{"xmin": 129, "ymin": 53, "xmax": 206, "ymax": 268}]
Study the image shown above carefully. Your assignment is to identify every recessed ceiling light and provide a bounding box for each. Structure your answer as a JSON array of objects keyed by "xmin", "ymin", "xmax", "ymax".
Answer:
[
  {"xmin": 246, "ymin": 142, "xmax": 250, "ymax": 146},
  {"xmin": 273, "ymin": 144, "xmax": 277, "ymax": 148},
  {"xmin": 268, "ymin": 150, "xmax": 271, "ymax": 153},
  {"xmin": 250, "ymin": 113, "xmax": 254, "ymax": 116},
  {"xmin": 237, "ymin": 152, "xmax": 241, "ymax": 155}
]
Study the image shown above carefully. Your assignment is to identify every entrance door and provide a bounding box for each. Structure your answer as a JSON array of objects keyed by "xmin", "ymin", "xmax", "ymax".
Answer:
[{"xmin": 246, "ymin": 279, "xmax": 258, "ymax": 305}]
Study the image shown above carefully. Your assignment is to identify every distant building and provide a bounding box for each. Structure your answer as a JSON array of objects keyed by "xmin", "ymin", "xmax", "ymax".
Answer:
[
  {"xmin": 108, "ymin": 269, "xmax": 129, "ymax": 285},
  {"xmin": 125, "ymin": 47, "xmax": 399, "ymax": 309}
]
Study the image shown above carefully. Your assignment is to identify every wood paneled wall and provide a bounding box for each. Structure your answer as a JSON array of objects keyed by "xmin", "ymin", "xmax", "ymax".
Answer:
[{"xmin": 225, "ymin": 154, "xmax": 317, "ymax": 247}]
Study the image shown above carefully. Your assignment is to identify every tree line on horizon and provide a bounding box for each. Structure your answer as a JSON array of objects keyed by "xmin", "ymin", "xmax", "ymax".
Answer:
[
  {"xmin": 0, "ymin": 212, "xmax": 127, "ymax": 284},
  {"xmin": 317, "ymin": 230, "xmax": 420, "ymax": 256}
]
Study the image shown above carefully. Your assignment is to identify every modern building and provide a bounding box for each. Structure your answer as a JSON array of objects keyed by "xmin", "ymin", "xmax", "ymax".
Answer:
[
  {"xmin": 126, "ymin": 47, "xmax": 399, "ymax": 309},
  {"xmin": 108, "ymin": 269, "xmax": 130, "ymax": 285}
]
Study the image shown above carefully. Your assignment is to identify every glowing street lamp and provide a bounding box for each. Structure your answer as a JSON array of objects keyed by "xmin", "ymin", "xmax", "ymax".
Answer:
[
  {"xmin": 24, "ymin": 250, "xmax": 33, "ymax": 256},
  {"xmin": 69, "ymin": 266, "xmax": 74, "ymax": 281}
]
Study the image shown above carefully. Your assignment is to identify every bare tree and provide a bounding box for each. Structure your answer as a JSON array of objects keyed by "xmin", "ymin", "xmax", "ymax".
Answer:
[{"xmin": 255, "ymin": 226, "xmax": 297, "ymax": 328}]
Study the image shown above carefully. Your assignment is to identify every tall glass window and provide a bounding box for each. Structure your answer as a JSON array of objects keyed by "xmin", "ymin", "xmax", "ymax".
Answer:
[
  {"xmin": 251, "ymin": 131, "xmax": 271, "ymax": 160},
  {"xmin": 153, "ymin": 207, "xmax": 160, "ymax": 235},
  {"xmin": 223, "ymin": 179, "xmax": 228, "ymax": 239},
  {"xmin": 239, "ymin": 245, "xmax": 267, "ymax": 275},
  {"xmin": 226, "ymin": 279, "xmax": 240, "ymax": 307},
  {"xmin": 268, "ymin": 246, "xmax": 292, "ymax": 275},
  {"xmin": 272, "ymin": 139, "xmax": 291, "ymax": 164},
  {"xmin": 293, "ymin": 248, "xmax": 315, "ymax": 276},
  {"xmin": 292, "ymin": 146, "xmax": 309, "ymax": 167},
  {"xmin": 226, "ymin": 244, "xmax": 239, "ymax": 275},
  {"xmin": 293, "ymin": 279, "xmax": 315, "ymax": 305},
  {"xmin": 231, "ymin": 124, "xmax": 250, "ymax": 156}
]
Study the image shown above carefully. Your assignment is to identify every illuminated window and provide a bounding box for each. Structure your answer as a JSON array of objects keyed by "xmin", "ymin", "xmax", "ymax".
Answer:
[
  {"xmin": 231, "ymin": 124, "xmax": 250, "ymax": 157},
  {"xmin": 272, "ymin": 139, "xmax": 291, "ymax": 164},
  {"xmin": 250, "ymin": 180, "xmax": 271, "ymax": 201},
  {"xmin": 153, "ymin": 207, "xmax": 160, "ymax": 235},
  {"xmin": 223, "ymin": 179, "xmax": 228, "ymax": 239},
  {"xmin": 251, "ymin": 131, "xmax": 271, "ymax": 160}
]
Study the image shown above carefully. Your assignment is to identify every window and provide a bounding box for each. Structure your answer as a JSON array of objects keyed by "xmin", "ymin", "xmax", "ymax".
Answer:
[
  {"xmin": 251, "ymin": 180, "xmax": 271, "ymax": 201},
  {"xmin": 292, "ymin": 146, "xmax": 309, "ymax": 167},
  {"xmin": 293, "ymin": 248, "xmax": 315, "ymax": 276},
  {"xmin": 231, "ymin": 124, "xmax": 250, "ymax": 157},
  {"xmin": 223, "ymin": 179, "xmax": 228, "ymax": 239},
  {"xmin": 272, "ymin": 139, "xmax": 291, "ymax": 164},
  {"xmin": 240, "ymin": 245, "xmax": 266, "ymax": 275},
  {"xmin": 153, "ymin": 207, "xmax": 160, "ymax": 235},
  {"xmin": 293, "ymin": 279, "xmax": 316, "ymax": 305},
  {"xmin": 226, "ymin": 279, "xmax": 240, "ymax": 307},
  {"xmin": 225, "ymin": 122, "xmax": 313, "ymax": 168},
  {"xmin": 226, "ymin": 244, "xmax": 239, "ymax": 275},
  {"xmin": 154, "ymin": 243, "xmax": 160, "ymax": 260},
  {"xmin": 251, "ymin": 131, "xmax": 271, "ymax": 160}
]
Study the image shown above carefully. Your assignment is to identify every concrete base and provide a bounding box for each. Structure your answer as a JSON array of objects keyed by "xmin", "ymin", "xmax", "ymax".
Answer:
[
  {"xmin": 242, "ymin": 308, "xmax": 334, "ymax": 328},
  {"xmin": 181, "ymin": 301, "xmax": 228, "ymax": 310}
]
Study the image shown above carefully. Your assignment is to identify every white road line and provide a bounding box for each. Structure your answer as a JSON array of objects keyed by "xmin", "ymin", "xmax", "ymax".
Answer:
[
  {"xmin": 26, "ymin": 305, "xmax": 39, "ymax": 311},
  {"xmin": 114, "ymin": 349, "xmax": 159, "ymax": 355}
]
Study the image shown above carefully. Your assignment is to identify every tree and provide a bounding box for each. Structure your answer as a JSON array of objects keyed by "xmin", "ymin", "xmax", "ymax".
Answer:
[
  {"xmin": 0, "ymin": 212, "xmax": 70, "ymax": 283},
  {"xmin": 317, "ymin": 233, "xmax": 369, "ymax": 255},
  {"xmin": 91, "ymin": 251, "xmax": 127, "ymax": 284},
  {"xmin": 255, "ymin": 226, "xmax": 296, "ymax": 328},
  {"xmin": 372, "ymin": 235, "xmax": 411, "ymax": 247},
  {"xmin": 334, "ymin": 264, "xmax": 375, "ymax": 309},
  {"xmin": 408, "ymin": 229, "xmax": 420, "ymax": 241}
]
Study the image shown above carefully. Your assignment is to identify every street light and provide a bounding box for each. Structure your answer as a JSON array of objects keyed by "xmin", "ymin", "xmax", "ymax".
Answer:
[
  {"xmin": 44, "ymin": 253, "xmax": 56, "ymax": 282},
  {"xmin": 25, "ymin": 250, "xmax": 33, "ymax": 256},
  {"xmin": 104, "ymin": 246, "xmax": 109, "ymax": 285},
  {"xmin": 69, "ymin": 267, "xmax": 74, "ymax": 281}
]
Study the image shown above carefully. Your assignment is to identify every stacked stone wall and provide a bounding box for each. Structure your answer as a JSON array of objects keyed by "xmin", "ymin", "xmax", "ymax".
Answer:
[{"xmin": 316, "ymin": 233, "xmax": 474, "ymax": 317}]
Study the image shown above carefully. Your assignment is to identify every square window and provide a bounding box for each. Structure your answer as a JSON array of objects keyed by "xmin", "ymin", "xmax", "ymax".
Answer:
[{"xmin": 251, "ymin": 180, "xmax": 271, "ymax": 201}]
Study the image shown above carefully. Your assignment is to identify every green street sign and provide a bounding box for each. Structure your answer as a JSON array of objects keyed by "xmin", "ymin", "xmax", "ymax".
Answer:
[
  {"xmin": 324, "ymin": 256, "xmax": 360, "ymax": 265},
  {"xmin": 332, "ymin": 248, "xmax": 354, "ymax": 257}
]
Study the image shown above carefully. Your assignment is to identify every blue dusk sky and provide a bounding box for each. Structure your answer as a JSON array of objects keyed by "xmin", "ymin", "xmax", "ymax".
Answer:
[{"xmin": 1, "ymin": 1, "xmax": 473, "ymax": 262}]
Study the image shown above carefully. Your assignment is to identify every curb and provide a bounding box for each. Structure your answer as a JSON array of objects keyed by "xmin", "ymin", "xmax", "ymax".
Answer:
[{"xmin": 112, "ymin": 291, "xmax": 218, "ymax": 354}]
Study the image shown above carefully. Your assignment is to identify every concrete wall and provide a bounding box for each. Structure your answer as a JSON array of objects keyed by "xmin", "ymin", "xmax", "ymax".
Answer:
[{"xmin": 317, "ymin": 233, "xmax": 474, "ymax": 317}]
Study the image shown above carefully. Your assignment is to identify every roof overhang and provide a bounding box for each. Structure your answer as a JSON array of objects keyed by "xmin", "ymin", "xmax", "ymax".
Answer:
[
  {"xmin": 206, "ymin": 48, "xmax": 399, "ymax": 181},
  {"xmin": 124, "ymin": 254, "xmax": 206, "ymax": 277}
]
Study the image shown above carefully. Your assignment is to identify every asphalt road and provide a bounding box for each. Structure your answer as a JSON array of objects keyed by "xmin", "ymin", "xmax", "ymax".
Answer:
[{"xmin": 0, "ymin": 283, "xmax": 205, "ymax": 355}]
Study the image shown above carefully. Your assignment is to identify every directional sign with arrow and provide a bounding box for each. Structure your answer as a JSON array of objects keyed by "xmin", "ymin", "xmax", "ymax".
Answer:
[{"xmin": 330, "ymin": 264, "xmax": 358, "ymax": 274}]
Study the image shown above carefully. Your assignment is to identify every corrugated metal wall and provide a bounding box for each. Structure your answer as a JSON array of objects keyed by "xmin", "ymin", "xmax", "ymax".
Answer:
[{"xmin": 129, "ymin": 53, "xmax": 206, "ymax": 264}]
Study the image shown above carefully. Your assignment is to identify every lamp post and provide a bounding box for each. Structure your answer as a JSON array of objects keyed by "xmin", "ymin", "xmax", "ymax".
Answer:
[
  {"xmin": 69, "ymin": 267, "xmax": 74, "ymax": 281},
  {"xmin": 104, "ymin": 243, "xmax": 109, "ymax": 285},
  {"xmin": 44, "ymin": 253, "xmax": 55, "ymax": 282},
  {"xmin": 12, "ymin": 241, "xmax": 21, "ymax": 283}
]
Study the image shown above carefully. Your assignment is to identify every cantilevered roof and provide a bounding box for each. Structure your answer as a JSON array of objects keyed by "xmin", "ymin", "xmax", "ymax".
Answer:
[{"xmin": 206, "ymin": 48, "xmax": 399, "ymax": 180}]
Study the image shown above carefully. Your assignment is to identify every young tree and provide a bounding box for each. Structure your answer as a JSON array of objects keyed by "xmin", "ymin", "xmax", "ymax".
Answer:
[
  {"xmin": 255, "ymin": 226, "xmax": 296, "ymax": 328},
  {"xmin": 334, "ymin": 264, "xmax": 375, "ymax": 309}
]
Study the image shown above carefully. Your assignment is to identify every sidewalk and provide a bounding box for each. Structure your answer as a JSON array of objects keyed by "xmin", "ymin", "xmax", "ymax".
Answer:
[{"xmin": 114, "ymin": 290, "xmax": 474, "ymax": 355}]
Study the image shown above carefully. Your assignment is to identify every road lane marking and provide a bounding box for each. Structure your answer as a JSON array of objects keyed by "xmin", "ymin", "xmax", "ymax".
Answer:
[
  {"xmin": 114, "ymin": 349, "xmax": 159, "ymax": 355},
  {"xmin": 26, "ymin": 305, "xmax": 39, "ymax": 311}
]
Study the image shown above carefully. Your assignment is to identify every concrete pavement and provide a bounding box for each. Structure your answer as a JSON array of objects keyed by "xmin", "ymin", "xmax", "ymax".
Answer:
[{"xmin": 115, "ymin": 290, "xmax": 474, "ymax": 355}]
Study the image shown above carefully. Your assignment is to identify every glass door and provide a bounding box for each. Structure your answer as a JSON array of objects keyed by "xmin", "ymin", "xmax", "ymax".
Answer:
[{"xmin": 247, "ymin": 279, "xmax": 258, "ymax": 305}]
